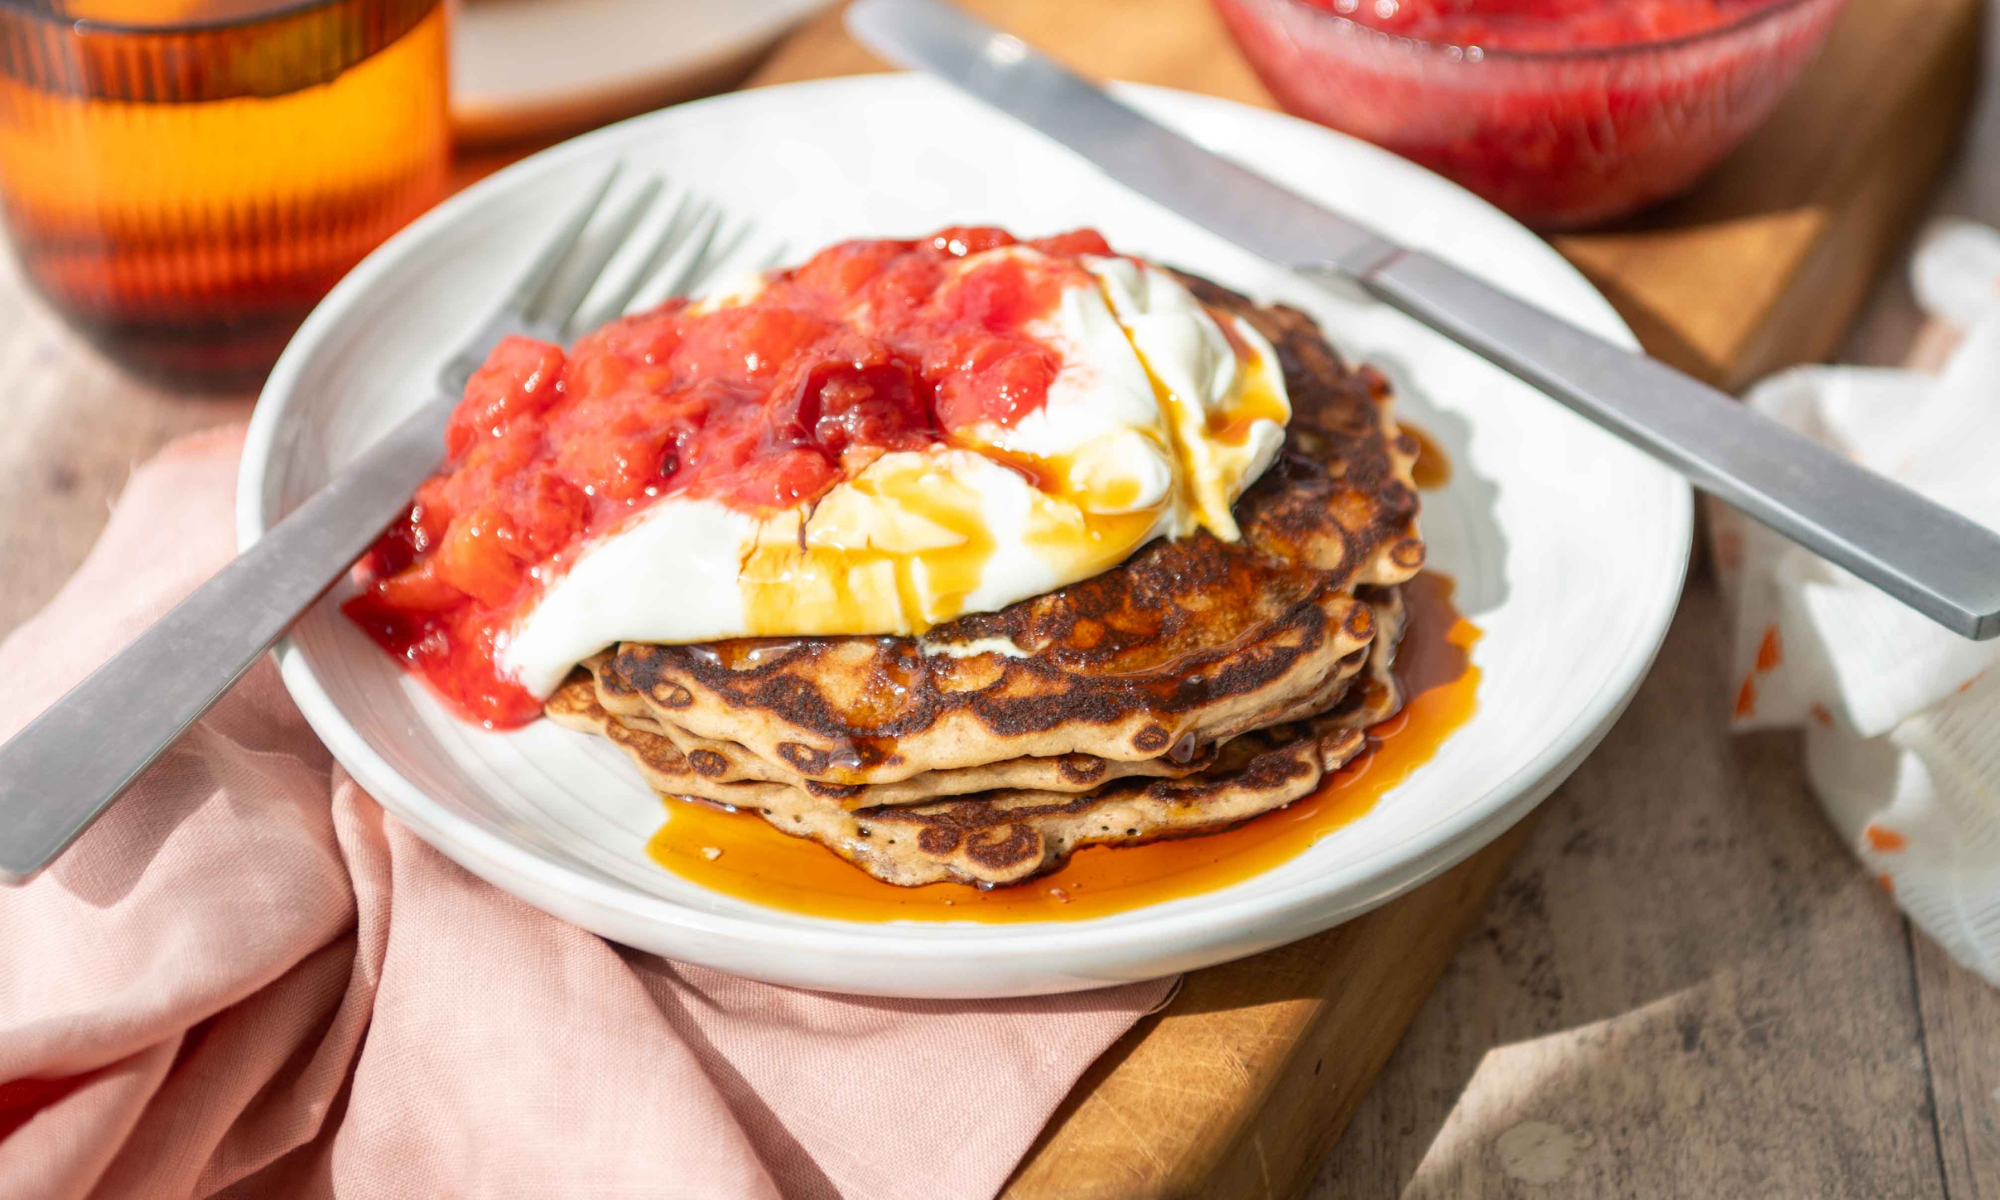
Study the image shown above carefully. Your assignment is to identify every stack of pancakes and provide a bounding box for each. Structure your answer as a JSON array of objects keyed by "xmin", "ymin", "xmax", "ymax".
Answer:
[{"xmin": 548, "ymin": 274, "xmax": 1425, "ymax": 888}]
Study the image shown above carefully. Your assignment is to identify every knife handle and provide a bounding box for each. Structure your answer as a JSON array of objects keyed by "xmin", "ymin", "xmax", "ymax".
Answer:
[{"xmin": 1345, "ymin": 251, "xmax": 2000, "ymax": 640}]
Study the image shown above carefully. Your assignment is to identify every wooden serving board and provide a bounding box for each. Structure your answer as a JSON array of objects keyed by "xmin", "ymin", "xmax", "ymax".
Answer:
[{"xmin": 746, "ymin": 1, "xmax": 1980, "ymax": 1197}]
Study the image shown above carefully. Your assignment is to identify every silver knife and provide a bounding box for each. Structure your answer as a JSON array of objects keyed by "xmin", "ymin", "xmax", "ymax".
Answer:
[{"xmin": 847, "ymin": 0, "xmax": 2000, "ymax": 641}]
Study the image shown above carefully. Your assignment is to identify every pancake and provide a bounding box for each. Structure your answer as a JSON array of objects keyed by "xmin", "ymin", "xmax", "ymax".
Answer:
[
  {"xmin": 576, "ymin": 655, "xmax": 1219, "ymax": 804},
  {"xmin": 558, "ymin": 585, "xmax": 1407, "ymax": 887},
  {"xmin": 553, "ymin": 632, "xmax": 1365, "ymax": 811},
  {"xmin": 551, "ymin": 673, "xmax": 1209, "ymax": 811},
  {"xmin": 590, "ymin": 280, "xmax": 1423, "ymax": 787}
]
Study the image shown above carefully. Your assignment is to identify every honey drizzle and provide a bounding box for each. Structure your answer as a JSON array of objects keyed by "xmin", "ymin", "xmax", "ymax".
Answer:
[
  {"xmin": 1206, "ymin": 310, "xmax": 1290, "ymax": 449},
  {"xmin": 736, "ymin": 448, "xmax": 1166, "ymax": 646},
  {"xmin": 732, "ymin": 287, "xmax": 1293, "ymax": 647},
  {"xmin": 645, "ymin": 570, "xmax": 1480, "ymax": 922},
  {"xmin": 737, "ymin": 457, "xmax": 999, "ymax": 638},
  {"xmin": 1404, "ymin": 422, "xmax": 1453, "ymax": 490}
]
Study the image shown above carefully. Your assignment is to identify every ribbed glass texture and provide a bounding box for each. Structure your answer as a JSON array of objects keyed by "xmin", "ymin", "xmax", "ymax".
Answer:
[{"xmin": 0, "ymin": 0, "xmax": 449, "ymax": 388}]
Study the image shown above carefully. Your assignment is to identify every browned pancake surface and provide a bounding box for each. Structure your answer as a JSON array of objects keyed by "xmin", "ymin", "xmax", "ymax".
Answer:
[
  {"xmin": 592, "ymin": 280, "xmax": 1421, "ymax": 785},
  {"xmin": 555, "ymin": 586, "xmax": 1407, "ymax": 887}
]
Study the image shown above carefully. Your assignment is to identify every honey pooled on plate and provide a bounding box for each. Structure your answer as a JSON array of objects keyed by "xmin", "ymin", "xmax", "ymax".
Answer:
[{"xmin": 644, "ymin": 570, "xmax": 1477, "ymax": 922}]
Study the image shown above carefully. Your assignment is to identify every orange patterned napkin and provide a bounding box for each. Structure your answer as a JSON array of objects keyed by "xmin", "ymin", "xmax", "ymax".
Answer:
[
  {"xmin": 0, "ymin": 426, "xmax": 1170, "ymax": 1199},
  {"xmin": 1713, "ymin": 219, "xmax": 2000, "ymax": 989}
]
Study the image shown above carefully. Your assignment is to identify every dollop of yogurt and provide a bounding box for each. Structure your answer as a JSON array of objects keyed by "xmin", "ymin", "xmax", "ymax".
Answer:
[{"xmin": 499, "ymin": 252, "xmax": 1290, "ymax": 696}]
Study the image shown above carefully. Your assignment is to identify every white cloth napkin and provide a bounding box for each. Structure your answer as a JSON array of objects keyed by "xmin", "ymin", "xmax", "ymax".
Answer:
[{"xmin": 1712, "ymin": 218, "xmax": 2000, "ymax": 987}]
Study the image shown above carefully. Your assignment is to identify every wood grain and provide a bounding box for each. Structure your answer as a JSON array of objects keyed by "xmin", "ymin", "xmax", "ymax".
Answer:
[
  {"xmin": 1914, "ymin": 931, "xmax": 2000, "ymax": 1200},
  {"xmin": 1003, "ymin": 821, "xmax": 1536, "ymax": 1200},
  {"xmin": 754, "ymin": 0, "xmax": 1272, "ymax": 101},
  {"xmin": 0, "ymin": 3, "xmax": 1988, "ymax": 1197},
  {"xmin": 1313, "ymin": 573, "xmax": 1947, "ymax": 1199},
  {"xmin": 0, "ymin": 257, "xmax": 251, "ymax": 635}
]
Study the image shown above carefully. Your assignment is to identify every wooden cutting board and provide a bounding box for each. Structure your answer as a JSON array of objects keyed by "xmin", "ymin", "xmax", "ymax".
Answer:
[{"xmin": 746, "ymin": 2, "xmax": 1979, "ymax": 1196}]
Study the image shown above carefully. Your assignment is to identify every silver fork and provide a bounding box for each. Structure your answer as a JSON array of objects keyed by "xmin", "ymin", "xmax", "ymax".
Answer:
[{"xmin": 0, "ymin": 166, "xmax": 764, "ymax": 883}]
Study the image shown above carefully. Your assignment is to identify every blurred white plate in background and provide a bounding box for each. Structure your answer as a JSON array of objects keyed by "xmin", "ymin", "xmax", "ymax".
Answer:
[{"xmin": 451, "ymin": 0, "xmax": 826, "ymax": 144}]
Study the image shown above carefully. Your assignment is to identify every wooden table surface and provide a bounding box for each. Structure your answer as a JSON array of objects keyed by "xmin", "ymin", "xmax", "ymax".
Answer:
[{"xmin": 4, "ymin": 8, "xmax": 1999, "ymax": 1197}]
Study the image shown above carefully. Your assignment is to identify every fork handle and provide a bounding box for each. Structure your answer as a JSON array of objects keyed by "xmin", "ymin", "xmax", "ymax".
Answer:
[
  {"xmin": 1345, "ymin": 252, "xmax": 2000, "ymax": 640},
  {"xmin": 0, "ymin": 396, "xmax": 455, "ymax": 883}
]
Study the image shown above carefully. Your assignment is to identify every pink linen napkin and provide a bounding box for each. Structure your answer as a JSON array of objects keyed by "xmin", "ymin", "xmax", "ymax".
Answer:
[{"xmin": 0, "ymin": 426, "xmax": 1172, "ymax": 1200}]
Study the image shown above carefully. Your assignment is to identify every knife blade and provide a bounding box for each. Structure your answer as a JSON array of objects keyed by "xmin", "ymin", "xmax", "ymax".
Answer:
[{"xmin": 847, "ymin": 0, "xmax": 2000, "ymax": 641}]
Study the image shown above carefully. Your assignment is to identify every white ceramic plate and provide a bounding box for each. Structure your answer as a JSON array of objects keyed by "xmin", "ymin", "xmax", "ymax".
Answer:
[
  {"xmin": 450, "ymin": 0, "xmax": 824, "ymax": 144},
  {"xmin": 241, "ymin": 74, "xmax": 1690, "ymax": 999}
]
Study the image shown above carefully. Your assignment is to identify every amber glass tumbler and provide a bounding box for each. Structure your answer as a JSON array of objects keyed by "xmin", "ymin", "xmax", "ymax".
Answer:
[{"xmin": 0, "ymin": 0, "xmax": 450, "ymax": 389}]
